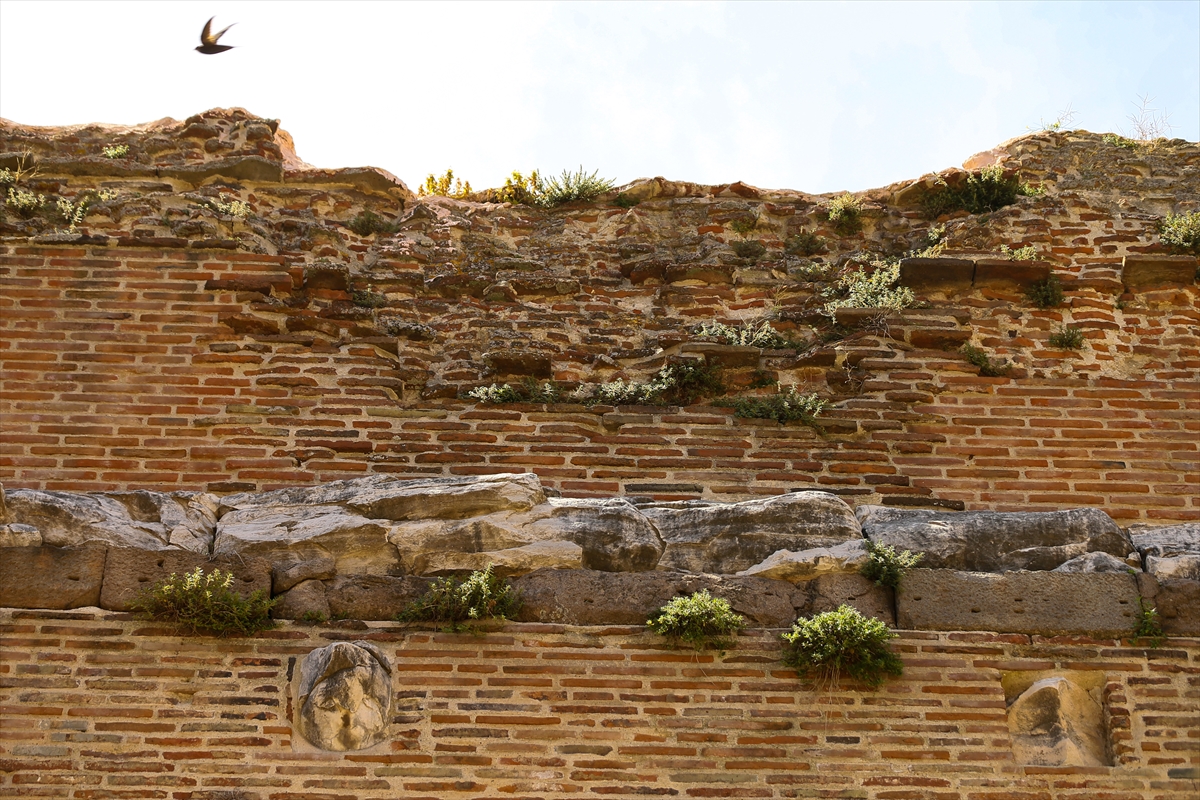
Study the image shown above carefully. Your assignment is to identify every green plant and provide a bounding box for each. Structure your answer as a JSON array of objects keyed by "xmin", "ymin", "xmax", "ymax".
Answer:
[
  {"xmin": 347, "ymin": 209, "xmax": 398, "ymax": 237},
  {"xmin": 647, "ymin": 590, "xmax": 745, "ymax": 651},
  {"xmin": 420, "ymin": 168, "xmax": 473, "ymax": 199},
  {"xmin": 730, "ymin": 217, "xmax": 757, "ymax": 236},
  {"xmin": 695, "ymin": 319, "xmax": 797, "ymax": 349},
  {"xmin": 732, "ymin": 240, "xmax": 767, "ymax": 260},
  {"xmin": 961, "ymin": 343, "xmax": 1012, "ymax": 377},
  {"xmin": 823, "ymin": 261, "xmax": 915, "ymax": 317},
  {"xmin": 398, "ymin": 565, "xmax": 520, "ymax": 630},
  {"xmin": 860, "ymin": 541, "xmax": 922, "ymax": 590},
  {"xmin": 131, "ymin": 567, "xmax": 275, "ymax": 637},
  {"xmin": 102, "ymin": 144, "xmax": 129, "ymax": 159},
  {"xmin": 826, "ymin": 193, "xmax": 863, "ymax": 235},
  {"xmin": 300, "ymin": 610, "xmax": 328, "ymax": 625},
  {"xmin": 612, "ymin": 192, "xmax": 640, "ymax": 209},
  {"xmin": 496, "ymin": 170, "xmax": 544, "ymax": 205},
  {"xmin": 588, "ymin": 360, "xmax": 724, "ymax": 407},
  {"xmin": 921, "ymin": 165, "xmax": 1024, "ymax": 218},
  {"xmin": 1027, "ymin": 274, "xmax": 1064, "ymax": 308},
  {"xmin": 785, "ymin": 229, "xmax": 827, "ymax": 257},
  {"xmin": 729, "ymin": 386, "xmax": 827, "ymax": 426},
  {"xmin": 538, "ymin": 167, "xmax": 616, "ymax": 206},
  {"xmin": 350, "ymin": 289, "xmax": 389, "ymax": 308},
  {"xmin": 1129, "ymin": 596, "xmax": 1163, "ymax": 648},
  {"xmin": 466, "ymin": 378, "xmax": 561, "ymax": 404},
  {"xmin": 50, "ymin": 190, "xmax": 118, "ymax": 232},
  {"xmin": 1029, "ymin": 104, "xmax": 1077, "ymax": 133},
  {"xmin": 6, "ymin": 186, "xmax": 45, "ymax": 218},
  {"xmin": 1159, "ymin": 211, "xmax": 1200, "ymax": 255},
  {"xmin": 1048, "ymin": 325, "xmax": 1085, "ymax": 350},
  {"xmin": 781, "ymin": 605, "xmax": 903, "ymax": 689},
  {"xmin": 1000, "ymin": 244, "xmax": 1038, "ymax": 261},
  {"xmin": 1102, "ymin": 133, "xmax": 1139, "ymax": 149}
]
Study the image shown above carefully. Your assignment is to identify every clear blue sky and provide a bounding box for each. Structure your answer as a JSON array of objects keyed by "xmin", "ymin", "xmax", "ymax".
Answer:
[{"xmin": 1, "ymin": 1, "xmax": 1196, "ymax": 193}]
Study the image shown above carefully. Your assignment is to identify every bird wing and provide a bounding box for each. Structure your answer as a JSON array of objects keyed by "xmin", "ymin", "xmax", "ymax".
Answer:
[
  {"xmin": 200, "ymin": 16, "xmax": 215, "ymax": 45},
  {"xmin": 212, "ymin": 22, "xmax": 235, "ymax": 43}
]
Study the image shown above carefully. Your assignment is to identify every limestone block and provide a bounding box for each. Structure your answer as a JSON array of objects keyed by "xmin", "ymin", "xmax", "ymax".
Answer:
[
  {"xmin": 0, "ymin": 524, "xmax": 41, "ymax": 548},
  {"xmin": 214, "ymin": 505, "xmax": 400, "ymax": 576},
  {"xmin": 898, "ymin": 257, "xmax": 974, "ymax": 293},
  {"xmin": 415, "ymin": 540, "xmax": 584, "ymax": 577},
  {"xmin": 297, "ymin": 641, "xmax": 392, "ymax": 751},
  {"xmin": 218, "ymin": 472, "xmax": 545, "ymax": 522},
  {"xmin": 324, "ymin": 575, "xmax": 432, "ymax": 621},
  {"xmin": 1052, "ymin": 551, "xmax": 1135, "ymax": 573},
  {"xmin": 1156, "ymin": 578, "xmax": 1200, "ymax": 636},
  {"xmin": 388, "ymin": 497, "xmax": 663, "ymax": 575},
  {"xmin": 1121, "ymin": 254, "xmax": 1198, "ymax": 291},
  {"xmin": 858, "ymin": 505, "xmax": 1131, "ymax": 572},
  {"xmin": 1008, "ymin": 676, "xmax": 1107, "ymax": 766},
  {"xmin": 1129, "ymin": 523, "xmax": 1200, "ymax": 580},
  {"xmin": 273, "ymin": 554, "xmax": 337, "ymax": 594},
  {"xmin": 972, "ymin": 259, "xmax": 1052, "ymax": 291},
  {"xmin": 99, "ymin": 548, "xmax": 272, "ymax": 612},
  {"xmin": 0, "ymin": 545, "xmax": 107, "ymax": 609},
  {"xmin": 802, "ymin": 573, "xmax": 895, "ymax": 627},
  {"xmin": 5, "ymin": 489, "xmax": 218, "ymax": 552},
  {"xmin": 272, "ymin": 580, "xmax": 330, "ymax": 620},
  {"xmin": 897, "ymin": 569, "xmax": 1139, "ymax": 635},
  {"xmin": 738, "ymin": 539, "xmax": 870, "ymax": 582},
  {"xmin": 512, "ymin": 568, "xmax": 803, "ymax": 627},
  {"xmin": 645, "ymin": 492, "xmax": 860, "ymax": 574}
]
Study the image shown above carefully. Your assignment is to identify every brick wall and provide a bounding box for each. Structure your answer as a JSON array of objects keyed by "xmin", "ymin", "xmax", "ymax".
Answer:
[
  {"xmin": 0, "ymin": 611, "xmax": 1196, "ymax": 798},
  {"xmin": 2, "ymin": 244, "xmax": 1197, "ymax": 522}
]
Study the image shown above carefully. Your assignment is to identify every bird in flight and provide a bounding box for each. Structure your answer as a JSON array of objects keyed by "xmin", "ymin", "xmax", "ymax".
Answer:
[{"xmin": 196, "ymin": 17, "xmax": 235, "ymax": 55}]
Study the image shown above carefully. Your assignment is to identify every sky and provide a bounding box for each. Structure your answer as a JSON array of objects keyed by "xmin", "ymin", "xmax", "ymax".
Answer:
[{"xmin": 1, "ymin": 1, "xmax": 1197, "ymax": 194}]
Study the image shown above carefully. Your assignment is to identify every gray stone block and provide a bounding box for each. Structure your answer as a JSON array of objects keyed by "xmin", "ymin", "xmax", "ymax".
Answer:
[
  {"xmin": 324, "ymin": 575, "xmax": 432, "ymax": 621},
  {"xmin": 99, "ymin": 548, "xmax": 272, "ymax": 611},
  {"xmin": 897, "ymin": 569, "xmax": 1139, "ymax": 635},
  {"xmin": 0, "ymin": 545, "xmax": 107, "ymax": 609}
]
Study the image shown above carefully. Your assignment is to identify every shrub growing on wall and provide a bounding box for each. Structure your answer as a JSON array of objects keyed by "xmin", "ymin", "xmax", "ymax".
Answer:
[
  {"xmin": 647, "ymin": 590, "xmax": 745, "ymax": 650},
  {"xmin": 399, "ymin": 565, "xmax": 520, "ymax": 630},
  {"xmin": 781, "ymin": 605, "xmax": 903, "ymax": 689},
  {"xmin": 132, "ymin": 567, "xmax": 275, "ymax": 637}
]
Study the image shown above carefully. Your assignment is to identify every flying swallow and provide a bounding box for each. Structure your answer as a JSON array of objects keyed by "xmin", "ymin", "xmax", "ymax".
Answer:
[{"xmin": 196, "ymin": 17, "xmax": 235, "ymax": 55}]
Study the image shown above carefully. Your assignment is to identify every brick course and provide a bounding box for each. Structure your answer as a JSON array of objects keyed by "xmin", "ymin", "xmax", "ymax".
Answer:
[{"xmin": 0, "ymin": 611, "xmax": 1196, "ymax": 798}]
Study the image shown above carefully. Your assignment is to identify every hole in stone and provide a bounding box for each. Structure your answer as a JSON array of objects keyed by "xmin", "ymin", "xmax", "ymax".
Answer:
[
  {"xmin": 138, "ymin": 577, "xmax": 150, "ymax": 583},
  {"xmin": 68, "ymin": 575, "xmax": 80, "ymax": 581},
  {"xmin": 971, "ymin": 608, "xmax": 980, "ymax": 613},
  {"xmin": 156, "ymin": 559, "xmax": 165, "ymax": 568}
]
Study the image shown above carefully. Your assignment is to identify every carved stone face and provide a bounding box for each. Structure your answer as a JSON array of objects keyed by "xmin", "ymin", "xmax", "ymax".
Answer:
[{"xmin": 296, "ymin": 640, "xmax": 392, "ymax": 751}]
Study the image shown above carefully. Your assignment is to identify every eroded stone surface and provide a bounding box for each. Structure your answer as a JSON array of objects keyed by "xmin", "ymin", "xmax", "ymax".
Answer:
[
  {"xmin": 1052, "ymin": 551, "xmax": 1134, "ymax": 573},
  {"xmin": 273, "ymin": 554, "xmax": 337, "ymax": 594},
  {"xmin": 1129, "ymin": 524, "xmax": 1200, "ymax": 580},
  {"xmin": 858, "ymin": 506, "xmax": 1131, "ymax": 572},
  {"xmin": 1008, "ymin": 677, "xmax": 1108, "ymax": 767},
  {"xmin": 272, "ymin": 579, "xmax": 331, "ymax": 621},
  {"xmin": 99, "ymin": 548, "xmax": 272, "ymax": 612},
  {"xmin": 5, "ymin": 489, "xmax": 218, "ymax": 552},
  {"xmin": 738, "ymin": 539, "xmax": 870, "ymax": 582},
  {"xmin": 898, "ymin": 569, "xmax": 1139, "ymax": 635},
  {"xmin": 646, "ymin": 492, "xmax": 861, "ymax": 574},
  {"xmin": 323, "ymin": 575, "xmax": 432, "ymax": 621},
  {"xmin": 0, "ymin": 545, "xmax": 107, "ymax": 609},
  {"xmin": 297, "ymin": 641, "xmax": 392, "ymax": 751},
  {"xmin": 1155, "ymin": 578, "xmax": 1200, "ymax": 636},
  {"xmin": 214, "ymin": 505, "xmax": 399, "ymax": 576}
]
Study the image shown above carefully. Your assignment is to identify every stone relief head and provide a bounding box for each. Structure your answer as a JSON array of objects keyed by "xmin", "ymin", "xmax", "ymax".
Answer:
[{"xmin": 296, "ymin": 640, "xmax": 392, "ymax": 751}]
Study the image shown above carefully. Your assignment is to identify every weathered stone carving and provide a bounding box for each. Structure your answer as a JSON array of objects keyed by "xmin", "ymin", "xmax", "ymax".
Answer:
[
  {"xmin": 296, "ymin": 641, "xmax": 392, "ymax": 751},
  {"xmin": 1008, "ymin": 676, "xmax": 1108, "ymax": 766}
]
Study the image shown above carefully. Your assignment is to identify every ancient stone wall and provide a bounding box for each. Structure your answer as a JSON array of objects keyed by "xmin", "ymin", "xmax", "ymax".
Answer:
[{"xmin": 1, "ymin": 610, "xmax": 1197, "ymax": 798}]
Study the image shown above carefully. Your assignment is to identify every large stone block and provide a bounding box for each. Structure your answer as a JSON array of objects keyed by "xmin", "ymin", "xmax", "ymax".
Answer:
[
  {"xmin": 1008, "ymin": 676, "xmax": 1108, "ymax": 767},
  {"xmin": 511, "ymin": 568, "xmax": 804, "ymax": 627},
  {"xmin": 1121, "ymin": 254, "xmax": 1198, "ymax": 291},
  {"xmin": 388, "ymin": 497, "xmax": 663, "ymax": 575},
  {"xmin": 214, "ymin": 505, "xmax": 400, "ymax": 576},
  {"xmin": 99, "ymin": 548, "xmax": 272, "ymax": 612},
  {"xmin": 272, "ymin": 580, "xmax": 331, "ymax": 621},
  {"xmin": 324, "ymin": 575, "xmax": 432, "ymax": 621},
  {"xmin": 5, "ymin": 489, "xmax": 218, "ymax": 552},
  {"xmin": 645, "ymin": 492, "xmax": 860, "ymax": 574},
  {"xmin": 0, "ymin": 545, "xmax": 107, "ymax": 609},
  {"xmin": 1155, "ymin": 578, "xmax": 1200, "ymax": 636},
  {"xmin": 1129, "ymin": 523, "xmax": 1200, "ymax": 580},
  {"xmin": 897, "ymin": 569, "xmax": 1139, "ymax": 635},
  {"xmin": 858, "ymin": 505, "xmax": 1131, "ymax": 572},
  {"xmin": 898, "ymin": 257, "xmax": 974, "ymax": 293},
  {"xmin": 219, "ymin": 472, "xmax": 545, "ymax": 521},
  {"xmin": 738, "ymin": 539, "xmax": 869, "ymax": 582}
]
